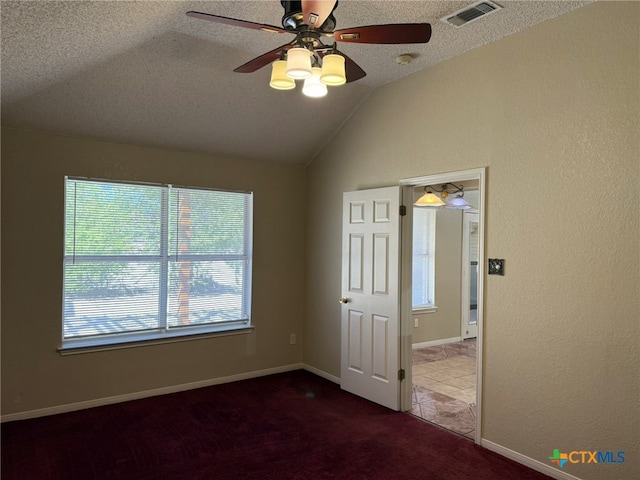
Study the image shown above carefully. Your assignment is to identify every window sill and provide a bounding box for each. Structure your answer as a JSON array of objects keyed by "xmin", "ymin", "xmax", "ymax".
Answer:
[
  {"xmin": 412, "ymin": 306, "xmax": 438, "ymax": 314},
  {"xmin": 58, "ymin": 325, "xmax": 254, "ymax": 356}
]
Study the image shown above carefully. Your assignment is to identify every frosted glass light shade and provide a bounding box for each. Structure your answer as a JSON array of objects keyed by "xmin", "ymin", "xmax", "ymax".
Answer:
[
  {"xmin": 286, "ymin": 48, "xmax": 313, "ymax": 79},
  {"xmin": 302, "ymin": 67, "xmax": 327, "ymax": 98},
  {"xmin": 269, "ymin": 60, "xmax": 295, "ymax": 90},
  {"xmin": 445, "ymin": 196, "xmax": 472, "ymax": 209},
  {"xmin": 414, "ymin": 192, "xmax": 445, "ymax": 207},
  {"xmin": 320, "ymin": 54, "xmax": 346, "ymax": 86}
]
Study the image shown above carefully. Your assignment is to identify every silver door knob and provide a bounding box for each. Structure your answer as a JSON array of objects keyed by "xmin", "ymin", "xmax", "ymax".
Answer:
[{"xmin": 339, "ymin": 297, "xmax": 350, "ymax": 304}]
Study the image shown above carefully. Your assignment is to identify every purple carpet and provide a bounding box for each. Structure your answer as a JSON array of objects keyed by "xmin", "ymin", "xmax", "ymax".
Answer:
[{"xmin": 1, "ymin": 370, "xmax": 551, "ymax": 479}]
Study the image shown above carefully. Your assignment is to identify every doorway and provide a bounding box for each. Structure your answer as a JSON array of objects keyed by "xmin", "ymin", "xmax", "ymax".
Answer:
[{"xmin": 399, "ymin": 168, "xmax": 485, "ymax": 444}]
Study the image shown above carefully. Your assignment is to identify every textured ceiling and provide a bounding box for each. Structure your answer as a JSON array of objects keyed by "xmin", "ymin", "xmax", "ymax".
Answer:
[{"xmin": 1, "ymin": 1, "xmax": 592, "ymax": 165}]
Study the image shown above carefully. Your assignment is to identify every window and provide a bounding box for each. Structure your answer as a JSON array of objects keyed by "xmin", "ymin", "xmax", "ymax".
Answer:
[
  {"xmin": 62, "ymin": 178, "xmax": 253, "ymax": 350},
  {"xmin": 412, "ymin": 207, "xmax": 436, "ymax": 309}
]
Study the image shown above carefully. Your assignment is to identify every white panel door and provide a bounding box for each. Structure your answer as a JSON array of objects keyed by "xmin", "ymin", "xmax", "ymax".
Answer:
[{"xmin": 341, "ymin": 186, "xmax": 401, "ymax": 410}]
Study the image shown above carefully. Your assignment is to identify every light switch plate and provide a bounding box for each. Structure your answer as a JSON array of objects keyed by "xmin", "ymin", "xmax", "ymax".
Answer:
[{"xmin": 488, "ymin": 258, "xmax": 505, "ymax": 275}]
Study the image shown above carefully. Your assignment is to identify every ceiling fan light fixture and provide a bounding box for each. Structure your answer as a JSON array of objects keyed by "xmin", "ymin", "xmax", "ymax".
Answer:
[
  {"xmin": 286, "ymin": 47, "xmax": 313, "ymax": 79},
  {"xmin": 302, "ymin": 67, "xmax": 328, "ymax": 98},
  {"xmin": 269, "ymin": 60, "xmax": 296, "ymax": 90},
  {"xmin": 320, "ymin": 53, "xmax": 346, "ymax": 86}
]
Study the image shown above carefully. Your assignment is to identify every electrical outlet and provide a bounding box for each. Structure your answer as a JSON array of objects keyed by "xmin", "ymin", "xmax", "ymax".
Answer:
[
  {"xmin": 414, "ymin": 318, "xmax": 419, "ymax": 328},
  {"xmin": 289, "ymin": 334, "xmax": 296, "ymax": 345}
]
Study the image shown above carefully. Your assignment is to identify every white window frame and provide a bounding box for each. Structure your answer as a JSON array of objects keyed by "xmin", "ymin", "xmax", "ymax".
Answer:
[
  {"xmin": 412, "ymin": 206, "xmax": 436, "ymax": 311},
  {"xmin": 60, "ymin": 177, "xmax": 253, "ymax": 354}
]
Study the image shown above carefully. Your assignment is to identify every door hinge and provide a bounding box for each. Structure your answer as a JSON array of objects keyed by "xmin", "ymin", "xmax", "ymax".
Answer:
[
  {"xmin": 399, "ymin": 205, "xmax": 407, "ymax": 216},
  {"xmin": 398, "ymin": 369, "xmax": 405, "ymax": 381}
]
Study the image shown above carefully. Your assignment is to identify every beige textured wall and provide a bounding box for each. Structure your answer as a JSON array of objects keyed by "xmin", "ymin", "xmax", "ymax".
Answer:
[
  {"xmin": 304, "ymin": 3, "xmax": 639, "ymax": 479},
  {"xmin": 1, "ymin": 128, "xmax": 306, "ymax": 415}
]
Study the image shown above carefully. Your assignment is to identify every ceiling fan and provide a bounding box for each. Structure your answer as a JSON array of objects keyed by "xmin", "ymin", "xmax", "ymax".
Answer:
[{"xmin": 186, "ymin": 0, "xmax": 432, "ymax": 89}]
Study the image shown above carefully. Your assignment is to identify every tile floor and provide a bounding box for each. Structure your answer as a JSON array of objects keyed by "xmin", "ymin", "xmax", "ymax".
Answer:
[{"xmin": 410, "ymin": 339, "xmax": 477, "ymax": 439}]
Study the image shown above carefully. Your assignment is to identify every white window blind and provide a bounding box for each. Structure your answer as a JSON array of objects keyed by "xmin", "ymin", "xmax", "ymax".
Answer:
[
  {"xmin": 63, "ymin": 178, "xmax": 253, "ymax": 348},
  {"xmin": 412, "ymin": 207, "xmax": 436, "ymax": 308}
]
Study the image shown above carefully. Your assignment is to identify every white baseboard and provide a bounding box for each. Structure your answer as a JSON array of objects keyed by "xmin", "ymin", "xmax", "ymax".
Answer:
[
  {"xmin": 412, "ymin": 336, "xmax": 462, "ymax": 349},
  {"xmin": 302, "ymin": 364, "xmax": 340, "ymax": 385},
  {"xmin": 1, "ymin": 363, "xmax": 305, "ymax": 423},
  {"xmin": 482, "ymin": 439, "xmax": 584, "ymax": 480}
]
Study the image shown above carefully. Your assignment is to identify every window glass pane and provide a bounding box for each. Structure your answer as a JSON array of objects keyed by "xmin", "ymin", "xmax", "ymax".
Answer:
[
  {"xmin": 412, "ymin": 256, "xmax": 429, "ymax": 306},
  {"xmin": 412, "ymin": 208, "xmax": 435, "ymax": 307},
  {"xmin": 63, "ymin": 261, "xmax": 160, "ymax": 338},
  {"xmin": 413, "ymin": 209, "xmax": 429, "ymax": 256},
  {"xmin": 168, "ymin": 189, "xmax": 248, "ymax": 256},
  {"xmin": 167, "ymin": 260, "xmax": 246, "ymax": 327},
  {"xmin": 62, "ymin": 178, "xmax": 253, "ymax": 347},
  {"xmin": 65, "ymin": 180, "xmax": 162, "ymax": 256}
]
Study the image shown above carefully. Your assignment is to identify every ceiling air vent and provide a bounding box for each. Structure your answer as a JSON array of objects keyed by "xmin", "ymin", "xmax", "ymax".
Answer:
[{"xmin": 441, "ymin": 1, "xmax": 502, "ymax": 28}]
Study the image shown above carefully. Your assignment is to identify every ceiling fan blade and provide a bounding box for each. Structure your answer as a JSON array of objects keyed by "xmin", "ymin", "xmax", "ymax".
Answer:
[
  {"xmin": 302, "ymin": 0, "xmax": 337, "ymax": 29},
  {"xmin": 341, "ymin": 52, "xmax": 367, "ymax": 83},
  {"xmin": 233, "ymin": 43, "xmax": 295, "ymax": 73},
  {"xmin": 334, "ymin": 23, "xmax": 432, "ymax": 44},
  {"xmin": 186, "ymin": 11, "xmax": 287, "ymax": 34}
]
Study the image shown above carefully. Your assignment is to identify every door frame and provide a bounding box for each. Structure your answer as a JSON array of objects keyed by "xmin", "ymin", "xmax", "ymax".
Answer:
[
  {"xmin": 399, "ymin": 167, "xmax": 486, "ymax": 445},
  {"xmin": 462, "ymin": 211, "xmax": 479, "ymax": 340}
]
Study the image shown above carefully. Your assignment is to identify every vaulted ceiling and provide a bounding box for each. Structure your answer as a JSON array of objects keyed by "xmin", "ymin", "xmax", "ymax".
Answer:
[{"xmin": 1, "ymin": 1, "xmax": 592, "ymax": 165}]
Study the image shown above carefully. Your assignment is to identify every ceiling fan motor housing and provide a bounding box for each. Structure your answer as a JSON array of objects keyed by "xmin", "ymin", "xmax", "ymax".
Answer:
[{"xmin": 280, "ymin": 0, "xmax": 338, "ymax": 32}]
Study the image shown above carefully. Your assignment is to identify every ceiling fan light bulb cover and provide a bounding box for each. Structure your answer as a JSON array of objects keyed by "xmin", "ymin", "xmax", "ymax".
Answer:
[
  {"xmin": 320, "ymin": 54, "xmax": 346, "ymax": 86},
  {"xmin": 286, "ymin": 47, "xmax": 313, "ymax": 79},
  {"xmin": 302, "ymin": 67, "xmax": 328, "ymax": 98},
  {"xmin": 270, "ymin": 60, "xmax": 296, "ymax": 90},
  {"xmin": 414, "ymin": 193, "xmax": 445, "ymax": 207}
]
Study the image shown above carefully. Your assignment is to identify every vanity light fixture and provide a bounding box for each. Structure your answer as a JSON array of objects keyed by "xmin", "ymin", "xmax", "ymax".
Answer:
[
  {"xmin": 414, "ymin": 189, "xmax": 446, "ymax": 207},
  {"xmin": 414, "ymin": 183, "xmax": 473, "ymax": 209}
]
